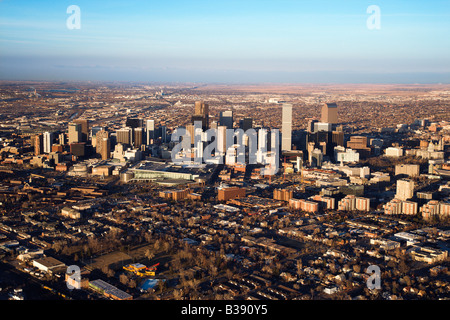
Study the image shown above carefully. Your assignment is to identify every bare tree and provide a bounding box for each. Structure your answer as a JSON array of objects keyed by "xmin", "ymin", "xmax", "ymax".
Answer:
[{"xmin": 119, "ymin": 273, "xmax": 129, "ymax": 286}]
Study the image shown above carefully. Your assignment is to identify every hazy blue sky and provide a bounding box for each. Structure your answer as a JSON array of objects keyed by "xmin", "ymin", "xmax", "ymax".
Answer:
[{"xmin": 1, "ymin": 0, "xmax": 449, "ymax": 83}]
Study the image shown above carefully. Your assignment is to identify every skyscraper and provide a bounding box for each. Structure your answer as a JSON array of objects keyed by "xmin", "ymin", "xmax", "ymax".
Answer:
[
  {"xmin": 146, "ymin": 119, "xmax": 155, "ymax": 145},
  {"xmin": 58, "ymin": 132, "xmax": 65, "ymax": 145},
  {"xmin": 134, "ymin": 127, "xmax": 144, "ymax": 148},
  {"xmin": 68, "ymin": 123, "xmax": 82, "ymax": 144},
  {"xmin": 73, "ymin": 119, "xmax": 89, "ymax": 142},
  {"xmin": 160, "ymin": 126, "xmax": 167, "ymax": 143},
  {"xmin": 91, "ymin": 126, "xmax": 104, "ymax": 140},
  {"xmin": 332, "ymin": 131, "xmax": 344, "ymax": 147},
  {"xmin": 96, "ymin": 130, "xmax": 109, "ymax": 155},
  {"xmin": 125, "ymin": 117, "xmax": 144, "ymax": 129},
  {"xmin": 219, "ymin": 110, "xmax": 233, "ymax": 129},
  {"xmin": 43, "ymin": 132, "xmax": 53, "ymax": 154},
  {"xmin": 321, "ymin": 103, "xmax": 338, "ymax": 124},
  {"xmin": 116, "ymin": 127, "xmax": 132, "ymax": 146},
  {"xmin": 307, "ymin": 119, "xmax": 319, "ymax": 133},
  {"xmin": 281, "ymin": 103, "xmax": 292, "ymax": 152},
  {"xmin": 33, "ymin": 134, "xmax": 43, "ymax": 155},
  {"xmin": 239, "ymin": 117, "xmax": 253, "ymax": 131},
  {"xmin": 192, "ymin": 101, "xmax": 209, "ymax": 130},
  {"xmin": 217, "ymin": 125, "xmax": 227, "ymax": 156},
  {"xmin": 101, "ymin": 138, "xmax": 111, "ymax": 160}
]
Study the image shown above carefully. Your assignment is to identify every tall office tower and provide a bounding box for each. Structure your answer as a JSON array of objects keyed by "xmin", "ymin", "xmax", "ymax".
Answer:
[
  {"xmin": 116, "ymin": 127, "xmax": 132, "ymax": 146},
  {"xmin": 126, "ymin": 117, "xmax": 144, "ymax": 129},
  {"xmin": 307, "ymin": 119, "xmax": 319, "ymax": 133},
  {"xmin": 321, "ymin": 103, "xmax": 338, "ymax": 124},
  {"xmin": 311, "ymin": 148, "xmax": 323, "ymax": 168},
  {"xmin": 160, "ymin": 126, "xmax": 167, "ymax": 143},
  {"xmin": 332, "ymin": 131, "xmax": 344, "ymax": 147},
  {"xmin": 70, "ymin": 143, "xmax": 85, "ymax": 157},
  {"xmin": 91, "ymin": 126, "xmax": 104, "ymax": 140},
  {"xmin": 146, "ymin": 119, "xmax": 155, "ymax": 145},
  {"xmin": 314, "ymin": 122, "xmax": 333, "ymax": 132},
  {"xmin": 217, "ymin": 125, "xmax": 227, "ymax": 156},
  {"xmin": 134, "ymin": 127, "xmax": 144, "ymax": 148},
  {"xmin": 96, "ymin": 130, "xmax": 109, "ymax": 155},
  {"xmin": 219, "ymin": 110, "xmax": 233, "ymax": 129},
  {"xmin": 192, "ymin": 101, "xmax": 209, "ymax": 130},
  {"xmin": 281, "ymin": 103, "xmax": 293, "ymax": 152},
  {"xmin": 256, "ymin": 128, "xmax": 268, "ymax": 163},
  {"xmin": 101, "ymin": 138, "xmax": 111, "ymax": 160},
  {"xmin": 239, "ymin": 117, "xmax": 253, "ymax": 131},
  {"xmin": 59, "ymin": 133, "xmax": 66, "ymax": 145},
  {"xmin": 43, "ymin": 132, "xmax": 53, "ymax": 154},
  {"xmin": 73, "ymin": 119, "xmax": 89, "ymax": 142},
  {"xmin": 34, "ymin": 134, "xmax": 43, "ymax": 155},
  {"xmin": 186, "ymin": 124, "xmax": 195, "ymax": 145},
  {"xmin": 307, "ymin": 142, "xmax": 315, "ymax": 164},
  {"xmin": 396, "ymin": 179, "xmax": 415, "ymax": 201},
  {"xmin": 68, "ymin": 123, "xmax": 82, "ymax": 144}
]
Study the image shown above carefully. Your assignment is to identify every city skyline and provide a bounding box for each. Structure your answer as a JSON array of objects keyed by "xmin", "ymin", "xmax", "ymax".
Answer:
[
  {"xmin": 0, "ymin": 80, "xmax": 449, "ymax": 304},
  {"xmin": 1, "ymin": 0, "xmax": 449, "ymax": 83}
]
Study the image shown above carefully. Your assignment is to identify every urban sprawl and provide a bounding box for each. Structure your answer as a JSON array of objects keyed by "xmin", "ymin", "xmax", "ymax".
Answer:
[{"xmin": 0, "ymin": 82, "xmax": 449, "ymax": 301}]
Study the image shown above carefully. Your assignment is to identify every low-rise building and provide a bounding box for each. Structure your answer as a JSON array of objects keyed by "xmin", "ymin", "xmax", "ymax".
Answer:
[{"xmin": 32, "ymin": 256, "xmax": 66, "ymax": 274}]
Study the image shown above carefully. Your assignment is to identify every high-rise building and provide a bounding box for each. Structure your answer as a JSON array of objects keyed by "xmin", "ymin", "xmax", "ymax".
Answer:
[
  {"xmin": 91, "ymin": 126, "xmax": 104, "ymax": 140},
  {"xmin": 314, "ymin": 122, "xmax": 332, "ymax": 132},
  {"xmin": 58, "ymin": 133, "xmax": 66, "ymax": 145},
  {"xmin": 332, "ymin": 131, "xmax": 344, "ymax": 147},
  {"xmin": 321, "ymin": 103, "xmax": 338, "ymax": 124},
  {"xmin": 217, "ymin": 125, "xmax": 227, "ymax": 155},
  {"xmin": 160, "ymin": 126, "xmax": 167, "ymax": 143},
  {"xmin": 219, "ymin": 110, "xmax": 233, "ymax": 129},
  {"xmin": 43, "ymin": 132, "xmax": 53, "ymax": 154},
  {"xmin": 307, "ymin": 142, "xmax": 315, "ymax": 164},
  {"xmin": 396, "ymin": 179, "xmax": 415, "ymax": 201},
  {"xmin": 33, "ymin": 134, "xmax": 43, "ymax": 155},
  {"xmin": 192, "ymin": 101, "xmax": 209, "ymax": 130},
  {"xmin": 239, "ymin": 118, "xmax": 253, "ymax": 131},
  {"xmin": 116, "ymin": 127, "xmax": 132, "ymax": 146},
  {"xmin": 307, "ymin": 119, "xmax": 319, "ymax": 133},
  {"xmin": 101, "ymin": 138, "xmax": 111, "ymax": 160},
  {"xmin": 125, "ymin": 118, "xmax": 144, "ymax": 129},
  {"xmin": 338, "ymin": 195, "xmax": 370, "ymax": 212},
  {"xmin": 146, "ymin": 119, "xmax": 155, "ymax": 145},
  {"xmin": 273, "ymin": 189, "xmax": 293, "ymax": 201},
  {"xmin": 68, "ymin": 123, "xmax": 82, "ymax": 144},
  {"xmin": 70, "ymin": 142, "xmax": 85, "ymax": 157},
  {"xmin": 96, "ymin": 130, "xmax": 109, "ymax": 155},
  {"xmin": 73, "ymin": 119, "xmax": 89, "ymax": 142},
  {"xmin": 281, "ymin": 103, "xmax": 292, "ymax": 152},
  {"xmin": 310, "ymin": 148, "xmax": 323, "ymax": 167},
  {"xmin": 134, "ymin": 127, "xmax": 144, "ymax": 148}
]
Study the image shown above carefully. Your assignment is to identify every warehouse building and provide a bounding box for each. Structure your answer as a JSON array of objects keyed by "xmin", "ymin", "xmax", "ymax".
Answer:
[{"xmin": 89, "ymin": 279, "xmax": 133, "ymax": 300}]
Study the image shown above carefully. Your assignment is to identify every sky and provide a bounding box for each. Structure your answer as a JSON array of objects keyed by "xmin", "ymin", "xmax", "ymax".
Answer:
[{"xmin": 0, "ymin": 0, "xmax": 449, "ymax": 83}]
